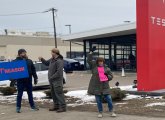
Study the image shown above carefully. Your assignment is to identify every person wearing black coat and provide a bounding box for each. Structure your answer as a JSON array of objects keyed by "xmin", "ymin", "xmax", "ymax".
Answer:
[{"xmin": 15, "ymin": 49, "xmax": 39, "ymax": 113}]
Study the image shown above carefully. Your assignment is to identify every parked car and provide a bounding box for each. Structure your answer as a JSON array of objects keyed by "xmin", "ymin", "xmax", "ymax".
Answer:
[
  {"xmin": 64, "ymin": 58, "xmax": 81, "ymax": 73},
  {"xmin": 73, "ymin": 57, "xmax": 85, "ymax": 70},
  {"xmin": 0, "ymin": 62, "xmax": 67, "ymax": 87}
]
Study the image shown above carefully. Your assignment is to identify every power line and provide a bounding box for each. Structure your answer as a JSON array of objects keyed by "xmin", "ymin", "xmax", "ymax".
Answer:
[{"xmin": 0, "ymin": 11, "xmax": 45, "ymax": 17}]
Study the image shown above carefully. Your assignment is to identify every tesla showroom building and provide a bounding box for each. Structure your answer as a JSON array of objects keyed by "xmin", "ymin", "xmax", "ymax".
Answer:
[
  {"xmin": 63, "ymin": 22, "xmax": 136, "ymax": 71},
  {"xmin": 63, "ymin": 0, "xmax": 165, "ymax": 92}
]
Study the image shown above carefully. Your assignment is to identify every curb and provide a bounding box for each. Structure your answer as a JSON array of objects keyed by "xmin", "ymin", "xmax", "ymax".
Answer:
[{"xmin": 126, "ymin": 90, "xmax": 165, "ymax": 96}]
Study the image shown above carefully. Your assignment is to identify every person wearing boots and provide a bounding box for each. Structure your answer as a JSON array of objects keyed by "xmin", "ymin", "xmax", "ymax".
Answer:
[
  {"xmin": 87, "ymin": 48, "xmax": 116, "ymax": 118},
  {"xmin": 38, "ymin": 48, "xmax": 66, "ymax": 113},
  {"xmin": 15, "ymin": 49, "xmax": 39, "ymax": 113}
]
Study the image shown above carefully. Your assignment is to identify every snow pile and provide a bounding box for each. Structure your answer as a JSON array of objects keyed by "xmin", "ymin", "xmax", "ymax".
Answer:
[
  {"xmin": 145, "ymin": 96, "xmax": 162, "ymax": 99},
  {"xmin": 0, "ymin": 81, "xmax": 10, "ymax": 86},
  {"xmin": 145, "ymin": 102, "xmax": 165, "ymax": 107},
  {"xmin": 65, "ymin": 90, "xmax": 95, "ymax": 103},
  {"xmin": 0, "ymin": 95, "xmax": 17, "ymax": 104},
  {"xmin": 123, "ymin": 94, "xmax": 142, "ymax": 100},
  {"xmin": 65, "ymin": 90, "xmax": 96, "ymax": 107},
  {"xmin": 123, "ymin": 94, "xmax": 163, "ymax": 100},
  {"xmin": 116, "ymin": 85, "xmax": 137, "ymax": 91},
  {"xmin": 65, "ymin": 90, "xmax": 143, "ymax": 103},
  {"xmin": 23, "ymin": 92, "xmax": 46, "ymax": 100},
  {"xmin": 0, "ymin": 91, "xmax": 47, "ymax": 104},
  {"xmin": 0, "ymin": 95, "xmax": 16, "ymax": 101}
]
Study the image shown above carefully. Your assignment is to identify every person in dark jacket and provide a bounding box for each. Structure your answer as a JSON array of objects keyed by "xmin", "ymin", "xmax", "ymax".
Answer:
[
  {"xmin": 38, "ymin": 48, "xmax": 66, "ymax": 113},
  {"xmin": 16, "ymin": 49, "xmax": 39, "ymax": 113},
  {"xmin": 87, "ymin": 50, "xmax": 116, "ymax": 118},
  {"xmin": 129, "ymin": 53, "xmax": 136, "ymax": 69}
]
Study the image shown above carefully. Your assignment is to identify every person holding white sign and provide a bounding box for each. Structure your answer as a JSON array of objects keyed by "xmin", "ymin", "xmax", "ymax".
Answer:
[{"xmin": 87, "ymin": 48, "xmax": 116, "ymax": 118}]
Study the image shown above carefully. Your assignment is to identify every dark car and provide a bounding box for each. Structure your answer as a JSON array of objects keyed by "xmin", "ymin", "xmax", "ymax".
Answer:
[
  {"xmin": 73, "ymin": 57, "xmax": 85, "ymax": 70},
  {"xmin": 64, "ymin": 58, "xmax": 81, "ymax": 73}
]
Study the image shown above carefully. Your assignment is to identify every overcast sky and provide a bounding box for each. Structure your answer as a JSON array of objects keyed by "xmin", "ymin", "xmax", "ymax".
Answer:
[{"xmin": 0, "ymin": 0, "xmax": 136, "ymax": 35}]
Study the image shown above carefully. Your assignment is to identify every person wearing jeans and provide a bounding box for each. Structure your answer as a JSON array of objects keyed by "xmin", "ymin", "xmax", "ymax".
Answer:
[
  {"xmin": 95, "ymin": 95, "xmax": 113, "ymax": 113},
  {"xmin": 87, "ymin": 49, "xmax": 116, "ymax": 118},
  {"xmin": 17, "ymin": 78, "xmax": 35, "ymax": 109},
  {"xmin": 15, "ymin": 49, "xmax": 39, "ymax": 113}
]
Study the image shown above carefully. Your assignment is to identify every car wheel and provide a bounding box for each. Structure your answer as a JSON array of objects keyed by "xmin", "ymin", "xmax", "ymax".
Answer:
[{"xmin": 81, "ymin": 65, "xmax": 84, "ymax": 70}]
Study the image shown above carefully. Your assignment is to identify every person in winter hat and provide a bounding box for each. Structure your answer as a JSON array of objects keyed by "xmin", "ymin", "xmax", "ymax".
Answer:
[{"xmin": 15, "ymin": 49, "xmax": 39, "ymax": 113}]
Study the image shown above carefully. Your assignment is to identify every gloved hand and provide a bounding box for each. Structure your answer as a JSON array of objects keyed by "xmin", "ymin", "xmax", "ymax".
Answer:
[
  {"xmin": 104, "ymin": 73, "xmax": 108, "ymax": 76},
  {"xmin": 34, "ymin": 79, "xmax": 38, "ymax": 85},
  {"xmin": 90, "ymin": 46, "xmax": 96, "ymax": 52},
  {"xmin": 104, "ymin": 73, "xmax": 113, "ymax": 81}
]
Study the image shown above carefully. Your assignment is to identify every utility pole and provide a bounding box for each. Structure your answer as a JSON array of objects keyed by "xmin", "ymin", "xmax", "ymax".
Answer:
[
  {"xmin": 65, "ymin": 25, "xmax": 72, "ymax": 58},
  {"xmin": 44, "ymin": 8, "xmax": 58, "ymax": 48}
]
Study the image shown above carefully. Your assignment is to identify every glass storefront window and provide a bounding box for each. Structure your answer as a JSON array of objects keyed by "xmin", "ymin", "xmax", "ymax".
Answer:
[{"xmin": 84, "ymin": 35, "xmax": 136, "ymax": 71}]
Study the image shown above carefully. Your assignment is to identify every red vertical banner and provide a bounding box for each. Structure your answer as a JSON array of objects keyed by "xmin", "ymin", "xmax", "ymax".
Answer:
[{"xmin": 137, "ymin": 0, "xmax": 165, "ymax": 91}]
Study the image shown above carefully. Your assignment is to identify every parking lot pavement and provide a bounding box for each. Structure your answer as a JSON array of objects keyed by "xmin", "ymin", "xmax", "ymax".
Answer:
[
  {"xmin": 65, "ymin": 71, "xmax": 137, "ymax": 91},
  {"xmin": 0, "ymin": 105, "xmax": 164, "ymax": 120}
]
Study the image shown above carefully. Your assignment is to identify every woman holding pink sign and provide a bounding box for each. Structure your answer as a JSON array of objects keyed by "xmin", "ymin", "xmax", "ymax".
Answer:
[{"xmin": 87, "ymin": 49, "xmax": 116, "ymax": 118}]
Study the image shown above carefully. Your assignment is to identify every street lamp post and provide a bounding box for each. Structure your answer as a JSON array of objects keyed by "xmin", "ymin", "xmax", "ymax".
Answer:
[{"xmin": 65, "ymin": 25, "xmax": 72, "ymax": 58}]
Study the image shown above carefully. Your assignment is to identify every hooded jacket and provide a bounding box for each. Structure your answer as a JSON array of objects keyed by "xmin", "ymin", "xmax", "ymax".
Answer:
[{"xmin": 87, "ymin": 53, "xmax": 113, "ymax": 95}]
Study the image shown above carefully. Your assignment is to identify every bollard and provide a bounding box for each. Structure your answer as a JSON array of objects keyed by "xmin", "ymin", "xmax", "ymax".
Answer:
[{"xmin": 121, "ymin": 67, "xmax": 126, "ymax": 77}]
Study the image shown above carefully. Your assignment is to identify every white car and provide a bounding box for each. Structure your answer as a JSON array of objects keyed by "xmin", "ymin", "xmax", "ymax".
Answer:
[{"xmin": 0, "ymin": 62, "xmax": 67, "ymax": 87}]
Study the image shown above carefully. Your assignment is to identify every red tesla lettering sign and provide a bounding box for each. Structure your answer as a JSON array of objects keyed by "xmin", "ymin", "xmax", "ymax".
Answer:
[{"xmin": 137, "ymin": 0, "xmax": 165, "ymax": 91}]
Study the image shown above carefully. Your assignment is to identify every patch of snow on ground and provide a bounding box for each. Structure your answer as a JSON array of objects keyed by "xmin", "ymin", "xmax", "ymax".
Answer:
[
  {"xmin": 0, "ymin": 91, "xmax": 46, "ymax": 103},
  {"xmin": 115, "ymin": 102, "xmax": 128, "ymax": 105},
  {"xmin": 0, "ymin": 94, "xmax": 17, "ymax": 103},
  {"xmin": 68, "ymin": 103, "xmax": 96, "ymax": 107},
  {"xmin": 117, "ymin": 85, "xmax": 137, "ymax": 91},
  {"xmin": 23, "ymin": 92, "xmax": 46, "ymax": 99},
  {"xmin": 124, "ymin": 94, "xmax": 163, "ymax": 101},
  {"xmin": 145, "ymin": 102, "xmax": 165, "ymax": 107},
  {"xmin": 123, "ymin": 94, "xmax": 142, "ymax": 100},
  {"xmin": 65, "ymin": 90, "xmax": 95, "ymax": 103},
  {"xmin": 145, "ymin": 96, "xmax": 162, "ymax": 99}
]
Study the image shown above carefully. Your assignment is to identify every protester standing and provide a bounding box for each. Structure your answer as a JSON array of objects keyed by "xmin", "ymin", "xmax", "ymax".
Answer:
[
  {"xmin": 15, "ymin": 49, "xmax": 39, "ymax": 113},
  {"xmin": 38, "ymin": 48, "xmax": 66, "ymax": 113},
  {"xmin": 87, "ymin": 49, "xmax": 116, "ymax": 118}
]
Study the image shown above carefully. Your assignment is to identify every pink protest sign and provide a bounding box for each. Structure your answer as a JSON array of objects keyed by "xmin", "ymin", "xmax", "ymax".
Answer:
[{"xmin": 97, "ymin": 67, "xmax": 108, "ymax": 82}]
